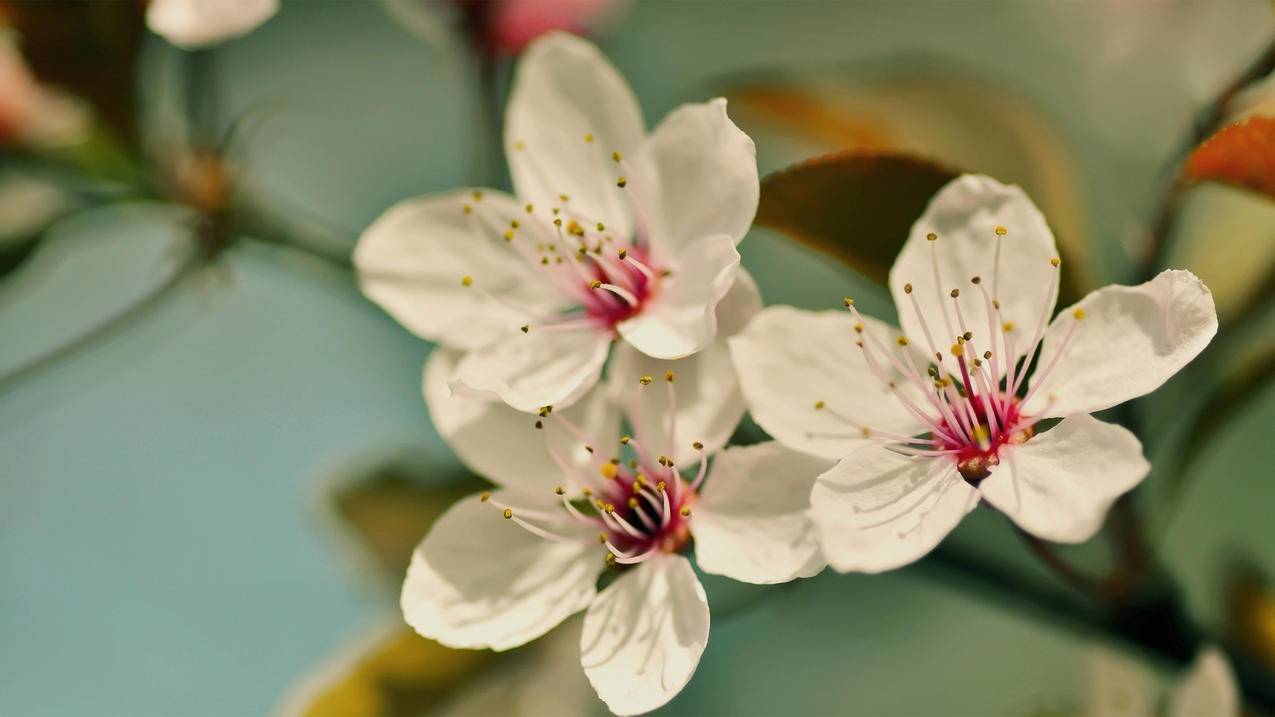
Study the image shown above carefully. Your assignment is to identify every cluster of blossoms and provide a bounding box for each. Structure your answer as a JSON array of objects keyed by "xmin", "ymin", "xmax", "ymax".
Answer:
[{"xmin": 355, "ymin": 32, "xmax": 1221, "ymax": 717}]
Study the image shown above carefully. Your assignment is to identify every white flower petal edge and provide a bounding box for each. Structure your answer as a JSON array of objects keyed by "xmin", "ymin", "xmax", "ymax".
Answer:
[
  {"xmin": 506, "ymin": 31, "xmax": 644, "ymax": 241},
  {"xmin": 1027, "ymin": 269, "xmax": 1219, "ymax": 418},
  {"xmin": 1169, "ymin": 647, "xmax": 1239, "ymax": 717},
  {"xmin": 452, "ymin": 326, "xmax": 611, "ymax": 412},
  {"xmin": 617, "ymin": 233, "xmax": 740, "ymax": 360},
  {"xmin": 607, "ymin": 270, "xmax": 760, "ymax": 465},
  {"xmin": 1083, "ymin": 649, "xmax": 1156, "ymax": 717},
  {"xmin": 401, "ymin": 491, "xmax": 602, "ymax": 651},
  {"xmin": 146, "ymin": 0, "xmax": 279, "ymax": 49},
  {"xmin": 810, "ymin": 445, "xmax": 979, "ymax": 574},
  {"xmin": 978, "ymin": 414, "xmax": 1149, "ymax": 543},
  {"xmin": 424, "ymin": 348, "xmax": 619, "ymax": 494},
  {"xmin": 729, "ymin": 305, "xmax": 927, "ymax": 461},
  {"xmin": 888, "ymin": 174, "xmax": 1059, "ymax": 381},
  {"xmin": 694, "ymin": 442, "xmax": 832, "ymax": 584},
  {"xmin": 627, "ymin": 98, "xmax": 759, "ymax": 258},
  {"xmin": 580, "ymin": 554, "xmax": 709, "ymax": 716},
  {"xmin": 355, "ymin": 189, "xmax": 565, "ymax": 350}
]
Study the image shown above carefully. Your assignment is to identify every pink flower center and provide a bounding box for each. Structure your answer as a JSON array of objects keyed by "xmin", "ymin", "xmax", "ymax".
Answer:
[
  {"xmin": 817, "ymin": 226, "xmax": 1084, "ymax": 486},
  {"xmin": 479, "ymin": 373, "xmax": 704, "ymax": 567}
]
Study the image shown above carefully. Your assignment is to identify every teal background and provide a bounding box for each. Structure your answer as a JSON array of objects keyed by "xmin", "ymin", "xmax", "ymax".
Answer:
[{"xmin": 2, "ymin": 1, "xmax": 1273, "ymax": 715}]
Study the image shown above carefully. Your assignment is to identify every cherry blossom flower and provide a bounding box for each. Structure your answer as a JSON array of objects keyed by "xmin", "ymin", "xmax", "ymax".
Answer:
[
  {"xmin": 356, "ymin": 31, "xmax": 758, "ymax": 413},
  {"xmin": 1085, "ymin": 646, "xmax": 1238, "ymax": 717},
  {"xmin": 0, "ymin": 30, "xmax": 89, "ymax": 150},
  {"xmin": 730, "ymin": 174, "xmax": 1218, "ymax": 573},
  {"xmin": 403, "ymin": 277, "xmax": 827, "ymax": 715},
  {"xmin": 146, "ymin": 0, "xmax": 279, "ymax": 49}
]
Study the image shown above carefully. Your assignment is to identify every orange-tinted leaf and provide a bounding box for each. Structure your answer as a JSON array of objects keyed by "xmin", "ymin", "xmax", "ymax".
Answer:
[
  {"xmin": 755, "ymin": 150, "xmax": 957, "ymax": 284},
  {"xmin": 1184, "ymin": 116, "xmax": 1275, "ymax": 201}
]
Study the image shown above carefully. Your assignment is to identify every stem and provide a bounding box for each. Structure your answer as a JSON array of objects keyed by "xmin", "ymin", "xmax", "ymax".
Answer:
[{"xmin": 1014, "ymin": 526, "xmax": 1105, "ymax": 599}]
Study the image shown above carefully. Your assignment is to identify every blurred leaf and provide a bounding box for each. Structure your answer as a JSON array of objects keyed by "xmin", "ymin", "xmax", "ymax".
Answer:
[
  {"xmin": 727, "ymin": 63, "xmax": 1094, "ymax": 297},
  {"xmin": 1228, "ymin": 563, "xmax": 1275, "ymax": 678},
  {"xmin": 7, "ymin": 0, "xmax": 146, "ymax": 145},
  {"xmin": 326, "ymin": 458, "xmax": 488, "ymax": 588},
  {"xmin": 755, "ymin": 150, "xmax": 956, "ymax": 284},
  {"xmin": 1184, "ymin": 117, "xmax": 1275, "ymax": 201},
  {"xmin": 281, "ymin": 621, "xmax": 493, "ymax": 717}
]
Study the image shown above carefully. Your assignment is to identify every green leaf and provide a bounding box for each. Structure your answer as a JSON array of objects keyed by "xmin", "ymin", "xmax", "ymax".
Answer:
[{"xmin": 754, "ymin": 150, "xmax": 957, "ymax": 285}]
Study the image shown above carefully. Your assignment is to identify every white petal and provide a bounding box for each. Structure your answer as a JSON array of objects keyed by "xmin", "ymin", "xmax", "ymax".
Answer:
[
  {"xmin": 617, "ymin": 234, "xmax": 739, "ymax": 360},
  {"xmin": 146, "ymin": 0, "xmax": 279, "ymax": 48},
  {"xmin": 355, "ymin": 190, "xmax": 564, "ymax": 350},
  {"xmin": 580, "ymin": 554, "xmax": 709, "ymax": 716},
  {"xmin": 401, "ymin": 491, "xmax": 601, "ymax": 651},
  {"xmin": 1169, "ymin": 647, "xmax": 1239, "ymax": 717},
  {"xmin": 728, "ymin": 305, "xmax": 928, "ymax": 461},
  {"xmin": 505, "ymin": 32, "xmax": 644, "ymax": 242},
  {"xmin": 693, "ymin": 443, "xmax": 832, "ymax": 584},
  {"xmin": 627, "ymin": 98, "xmax": 758, "ymax": 259},
  {"xmin": 810, "ymin": 445, "xmax": 978, "ymax": 573},
  {"xmin": 1083, "ymin": 649, "xmax": 1155, "ymax": 717},
  {"xmin": 714, "ymin": 268, "xmax": 763, "ymax": 338},
  {"xmin": 1026, "ymin": 269, "xmax": 1218, "ymax": 418},
  {"xmin": 979, "ymin": 414, "xmax": 1150, "ymax": 543},
  {"xmin": 425, "ymin": 348, "xmax": 619, "ymax": 493},
  {"xmin": 888, "ymin": 174, "xmax": 1060, "ymax": 378},
  {"xmin": 453, "ymin": 326, "xmax": 611, "ymax": 412}
]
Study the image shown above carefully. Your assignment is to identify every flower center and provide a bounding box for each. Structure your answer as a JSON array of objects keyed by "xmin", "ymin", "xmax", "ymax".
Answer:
[
  {"xmin": 479, "ymin": 372, "xmax": 705, "ymax": 567},
  {"xmin": 815, "ymin": 225, "xmax": 1084, "ymax": 486},
  {"xmin": 457, "ymin": 140, "xmax": 666, "ymax": 335}
]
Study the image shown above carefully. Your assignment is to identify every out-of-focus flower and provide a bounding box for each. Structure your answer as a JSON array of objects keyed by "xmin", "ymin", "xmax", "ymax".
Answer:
[
  {"xmin": 404, "ymin": 276, "xmax": 827, "ymax": 715},
  {"xmin": 145, "ymin": 0, "xmax": 278, "ymax": 50},
  {"xmin": 382, "ymin": 0, "xmax": 621, "ymax": 56},
  {"xmin": 1085, "ymin": 646, "xmax": 1239, "ymax": 717},
  {"xmin": 0, "ymin": 30, "xmax": 90, "ymax": 150},
  {"xmin": 356, "ymin": 32, "xmax": 758, "ymax": 413},
  {"xmin": 730, "ymin": 175, "xmax": 1218, "ymax": 573}
]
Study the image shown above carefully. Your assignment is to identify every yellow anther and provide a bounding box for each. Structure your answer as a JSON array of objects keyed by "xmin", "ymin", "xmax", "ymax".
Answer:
[
  {"xmin": 589, "ymin": 280, "xmax": 603, "ymax": 289},
  {"xmin": 993, "ymin": 299, "xmax": 1001, "ymax": 309},
  {"xmin": 680, "ymin": 507, "xmax": 692, "ymax": 517},
  {"xmin": 472, "ymin": 190, "xmax": 483, "ymax": 200},
  {"xmin": 853, "ymin": 322, "xmax": 864, "ymax": 333},
  {"xmin": 612, "ymin": 151, "xmax": 622, "ymax": 162},
  {"xmin": 525, "ymin": 203, "xmax": 534, "ymax": 213},
  {"xmin": 1002, "ymin": 321, "xmax": 1015, "ymax": 332},
  {"xmin": 534, "ymin": 420, "xmax": 543, "ymax": 429},
  {"xmin": 963, "ymin": 331, "xmax": 973, "ymax": 341},
  {"xmin": 558, "ymin": 194, "xmax": 569, "ymax": 202},
  {"xmin": 584, "ymin": 133, "xmax": 594, "ymax": 142},
  {"xmin": 971, "ymin": 276, "xmax": 982, "ymax": 285},
  {"xmin": 513, "ymin": 141, "xmax": 525, "ymax": 150},
  {"xmin": 461, "ymin": 275, "xmax": 473, "ymax": 287},
  {"xmin": 510, "ymin": 219, "xmax": 520, "ymax": 229},
  {"xmin": 665, "ymin": 371, "xmax": 676, "ymax": 383},
  {"xmin": 582, "ymin": 487, "xmax": 593, "ymax": 497},
  {"xmin": 628, "ymin": 497, "xmax": 639, "ymax": 508},
  {"xmin": 951, "ymin": 343, "xmax": 965, "ymax": 357},
  {"xmin": 860, "ymin": 426, "xmax": 871, "ymax": 438},
  {"xmin": 553, "ymin": 218, "xmax": 562, "ymax": 227},
  {"xmin": 604, "ymin": 503, "xmax": 616, "ymax": 514},
  {"xmin": 520, "ymin": 325, "xmax": 529, "ymax": 333},
  {"xmin": 552, "ymin": 208, "xmax": 560, "ymax": 216},
  {"xmin": 502, "ymin": 229, "xmax": 514, "ymax": 241},
  {"xmin": 596, "ymin": 222, "xmax": 605, "ymax": 231},
  {"xmin": 692, "ymin": 441, "xmax": 704, "ymax": 451},
  {"xmin": 843, "ymin": 297, "xmax": 855, "ymax": 307},
  {"xmin": 480, "ymin": 492, "xmax": 492, "ymax": 502},
  {"xmin": 605, "ymin": 552, "xmax": 616, "ymax": 565},
  {"xmin": 635, "ymin": 473, "xmax": 646, "ymax": 485},
  {"xmin": 567, "ymin": 220, "xmax": 585, "ymax": 236},
  {"xmin": 585, "ymin": 446, "xmax": 594, "ymax": 454},
  {"xmin": 598, "ymin": 532, "xmax": 608, "ymax": 544},
  {"xmin": 462, "ymin": 204, "xmax": 473, "ymax": 214},
  {"xmin": 814, "ymin": 400, "xmax": 826, "ymax": 410},
  {"xmin": 555, "ymin": 485, "xmax": 565, "ymax": 495},
  {"xmin": 1050, "ymin": 257, "xmax": 1061, "ymax": 268},
  {"xmin": 983, "ymin": 350, "xmax": 992, "ymax": 359},
  {"xmin": 618, "ymin": 249, "xmax": 628, "ymax": 260},
  {"xmin": 502, "ymin": 508, "xmax": 513, "ymax": 519},
  {"xmin": 904, "ymin": 283, "xmax": 913, "ymax": 294},
  {"xmin": 1073, "ymin": 308, "xmax": 1086, "ymax": 320},
  {"xmin": 620, "ymin": 435, "xmax": 631, "ymax": 445},
  {"xmin": 639, "ymin": 375, "xmax": 653, "ymax": 386},
  {"xmin": 600, "ymin": 463, "xmax": 618, "ymax": 480},
  {"xmin": 926, "ymin": 232, "xmax": 938, "ymax": 241},
  {"xmin": 616, "ymin": 176, "xmax": 627, "ymax": 187},
  {"xmin": 897, "ymin": 336, "xmax": 909, "ymax": 346},
  {"xmin": 540, "ymin": 257, "xmax": 550, "ymax": 265},
  {"xmin": 973, "ymin": 424, "xmax": 990, "ymax": 443},
  {"xmin": 995, "ymin": 225, "xmax": 1007, "ymax": 236},
  {"xmin": 656, "ymin": 481, "xmax": 667, "ymax": 493},
  {"xmin": 950, "ymin": 288, "xmax": 960, "ymax": 298}
]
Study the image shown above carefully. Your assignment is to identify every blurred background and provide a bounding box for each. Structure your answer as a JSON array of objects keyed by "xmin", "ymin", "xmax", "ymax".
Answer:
[{"xmin": 1, "ymin": 1, "xmax": 1274, "ymax": 715}]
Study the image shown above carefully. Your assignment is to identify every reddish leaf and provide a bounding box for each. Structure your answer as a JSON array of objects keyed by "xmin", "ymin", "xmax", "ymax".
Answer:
[
  {"xmin": 1184, "ymin": 116, "xmax": 1275, "ymax": 201},
  {"xmin": 755, "ymin": 150, "xmax": 958, "ymax": 284}
]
